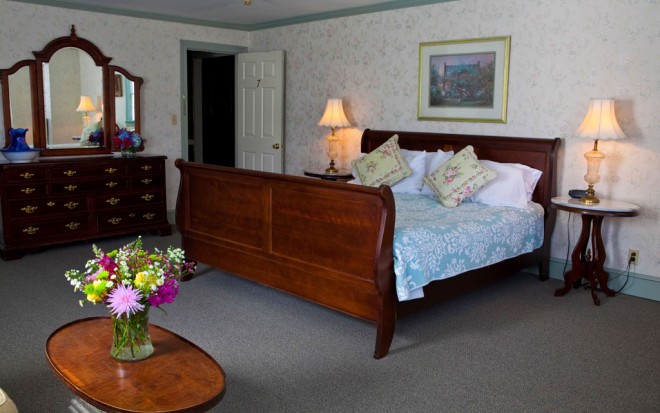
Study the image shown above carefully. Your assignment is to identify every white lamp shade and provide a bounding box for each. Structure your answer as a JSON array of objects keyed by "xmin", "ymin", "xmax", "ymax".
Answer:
[
  {"xmin": 318, "ymin": 98, "xmax": 351, "ymax": 128},
  {"xmin": 76, "ymin": 95, "xmax": 96, "ymax": 113},
  {"xmin": 575, "ymin": 98, "xmax": 626, "ymax": 141}
]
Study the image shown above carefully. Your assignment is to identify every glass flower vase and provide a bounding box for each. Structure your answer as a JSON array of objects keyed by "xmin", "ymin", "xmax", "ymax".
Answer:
[
  {"xmin": 120, "ymin": 147, "xmax": 137, "ymax": 158},
  {"xmin": 110, "ymin": 309, "xmax": 154, "ymax": 361}
]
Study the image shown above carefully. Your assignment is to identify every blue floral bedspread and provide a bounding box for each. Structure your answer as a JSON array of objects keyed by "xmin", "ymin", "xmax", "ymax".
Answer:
[{"xmin": 393, "ymin": 193, "xmax": 544, "ymax": 301}]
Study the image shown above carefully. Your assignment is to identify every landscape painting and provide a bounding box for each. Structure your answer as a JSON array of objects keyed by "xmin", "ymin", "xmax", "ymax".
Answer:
[
  {"xmin": 418, "ymin": 36, "xmax": 510, "ymax": 123},
  {"xmin": 429, "ymin": 52, "xmax": 496, "ymax": 108}
]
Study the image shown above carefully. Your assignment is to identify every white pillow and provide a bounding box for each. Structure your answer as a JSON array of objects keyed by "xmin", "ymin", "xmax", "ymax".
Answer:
[
  {"xmin": 421, "ymin": 150, "xmax": 454, "ymax": 195},
  {"xmin": 392, "ymin": 150, "xmax": 426, "ymax": 193},
  {"xmin": 467, "ymin": 160, "xmax": 528, "ymax": 208},
  {"xmin": 506, "ymin": 163, "xmax": 542, "ymax": 201},
  {"xmin": 350, "ymin": 149, "xmax": 426, "ymax": 193}
]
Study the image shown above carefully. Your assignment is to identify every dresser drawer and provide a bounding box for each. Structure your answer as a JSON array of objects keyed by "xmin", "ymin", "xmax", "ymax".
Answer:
[
  {"xmin": 10, "ymin": 215, "xmax": 90, "ymax": 240},
  {"xmin": 97, "ymin": 207, "xmax": 165, "ymax": 231},
  {"xmin": 131, "ymin": 175, "xmax": 163, "ymax": 189},
  {"xmin": 52, "ymin": 178, "xmax": 129, "ymax": 194},
  {"xmin": 8, "ymin": 195, "xmax": 88, "ymax": 218},
  {"xmin": 3, "ymin": 167, "xmax": 48, "ymax": 183},
  {"xmin": 97, "ymin": 190, "xmax": 163, "ymax": 210},
  {"xmin": 129, "ymin": 159, "xmax": 164, "ymax": 175},
  {"xmin": 4, "ymin": 183, "xmax": 49, "ymax": 198},
  {"xmin": 50, "ymin": 163, "xmax": 128, "ymax": 180}
]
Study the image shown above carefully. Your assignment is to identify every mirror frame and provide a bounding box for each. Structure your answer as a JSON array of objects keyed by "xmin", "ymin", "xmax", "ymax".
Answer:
[
  {"xmin": 0, "ymin": 25, "xmax": 142, "ymax": 156},
  {"xmin": 110, "ymin": 65, "xmax": 144, "ymax": 145},
  {"xmin": 1, "ymin": 60, "xmax": 39, "ymax": 146}
]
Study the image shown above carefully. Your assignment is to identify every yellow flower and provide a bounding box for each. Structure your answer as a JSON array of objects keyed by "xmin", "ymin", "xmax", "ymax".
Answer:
[{"xmin": 135, "ymin": 271, "xmax": 158, "ymax": 291}]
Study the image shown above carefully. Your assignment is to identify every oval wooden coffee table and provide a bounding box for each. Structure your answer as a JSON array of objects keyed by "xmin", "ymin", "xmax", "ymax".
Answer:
[{"xmin": 46, "ymin": 317, "xmax": 225, "ymax": 413}]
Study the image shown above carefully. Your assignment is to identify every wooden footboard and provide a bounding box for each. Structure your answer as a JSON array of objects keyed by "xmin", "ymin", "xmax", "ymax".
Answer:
[{"xmin": 175, "ymin": 161, "xmax": 397, "ymax": 358}]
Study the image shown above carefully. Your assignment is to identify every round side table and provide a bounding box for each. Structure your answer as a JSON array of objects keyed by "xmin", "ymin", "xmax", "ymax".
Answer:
[
  {"xmin": 303, "ymin": 168, "xmax": 354, "ymax": 181},
  {"xmin": 551, "ymin": 197, "xmax": 639, "ymax": 305}
]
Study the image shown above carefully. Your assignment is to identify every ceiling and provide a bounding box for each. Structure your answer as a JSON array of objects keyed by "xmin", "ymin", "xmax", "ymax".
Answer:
[{"xmin": 14, "ymin": 0, "xmax": 453, "ymax": 31}]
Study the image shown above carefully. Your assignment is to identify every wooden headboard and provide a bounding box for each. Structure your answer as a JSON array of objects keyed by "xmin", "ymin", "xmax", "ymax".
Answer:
[{"xmin": 361, "ymin": 129, "xmax": 561, "ymax": 212}]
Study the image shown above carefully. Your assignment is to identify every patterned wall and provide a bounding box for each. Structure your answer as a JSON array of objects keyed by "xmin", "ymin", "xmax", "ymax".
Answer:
[{"xmin": 249, "ymin": 0, "xmax": 660, "ymax": 277}]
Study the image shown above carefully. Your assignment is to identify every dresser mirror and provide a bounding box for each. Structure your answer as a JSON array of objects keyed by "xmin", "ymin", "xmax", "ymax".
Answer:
[
  {"xmin": 0, "ymin": 25, "xmax": 143, "ymax": 157},
  {"xmin": 1, "ymin": 60, "xmax": 36, "ymax": 146}
]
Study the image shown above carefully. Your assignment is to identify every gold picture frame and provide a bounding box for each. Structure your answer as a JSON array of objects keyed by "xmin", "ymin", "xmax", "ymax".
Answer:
[
  {"xmin": 114, "ymin": 74, "xmax": 123, "ymax": 97},
  {"xmin": 418, "ymin": 36, "xmax": 510, "ymax": 123}
]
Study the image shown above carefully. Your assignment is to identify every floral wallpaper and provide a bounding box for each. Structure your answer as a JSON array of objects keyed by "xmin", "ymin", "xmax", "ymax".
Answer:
[
  {"xmin": 1, "ymin": 0, "xmax": 658, "ymax": 280},
  {"xmin": 249, "ymin": 0, "xmax": 660, "ymax": 278}
]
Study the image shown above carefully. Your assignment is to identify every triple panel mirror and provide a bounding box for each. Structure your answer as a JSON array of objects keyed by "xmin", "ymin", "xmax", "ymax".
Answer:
[{"xmin": 0, "ymin": 25, "xmax": 143, "ymax": 156}]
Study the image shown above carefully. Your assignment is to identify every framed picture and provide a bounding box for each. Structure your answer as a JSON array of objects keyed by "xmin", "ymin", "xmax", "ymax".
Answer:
[
  {"xmin": 114, "ymin": 74, "xmax": 123, "ymax": 97},
  {"xmin": 418, "ymin": 36, "xmax": 510, "ymax": 123}
]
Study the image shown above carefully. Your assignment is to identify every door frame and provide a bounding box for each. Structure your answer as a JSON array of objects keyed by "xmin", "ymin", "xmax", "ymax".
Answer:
[{"xmin": 179, "ymin": 40, "xmax": 248, "ymax": 161}]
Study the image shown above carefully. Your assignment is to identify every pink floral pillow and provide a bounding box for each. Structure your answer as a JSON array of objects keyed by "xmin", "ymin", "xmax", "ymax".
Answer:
[
  {"xmin": 351, "ymin": 135, "xmax": 412, "ymax": 187},
  {"xmin": 422, "ymin": 145, "xmax": 496, "ymax": 207}
]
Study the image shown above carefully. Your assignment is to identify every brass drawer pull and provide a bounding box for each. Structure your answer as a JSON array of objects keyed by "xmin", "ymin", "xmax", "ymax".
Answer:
[
  {"xmin": 23, "ymin": 226, "xmax": 39, "ymax": 235},
  {"xmin": 105, "ymin": 181, "xmax": 118, "ymax": 188},
  {"xmin": 63, "ymin": 170, "xmax": 77, "ymax": 177},
  {"xmin": 65, "ymin": 222, "xmax": 80, "ymax": 230},
  {"xmin": 141, "ymin": 194, "xmax": 154, "ymax": 201},
  {"xmin": 21, "ymin": 188, "xmax": 36, "ymax": 194},
  {"xmin": 129, "ymin": 213, "xmax": 136, "ymax": 218},
  {"xmin": 64, "ymin": 201, "xmax": 79, "ymax": 210},
  {"xmin": 21, "ymin": 205, "xmax": 38, "ymax": 214},
  {"xmin": 64, "ymin": 185, "xmax": 77, "ymax": 192},
  {"xmin": 140, "ymin": 165, "xmax": 153, "ymax": 171},
  {"xmin": 108, "ymin": 217, "xmax": 122, "ymax": 225},
  {"xmin": 142, "ymin": 213, "xmax": 156, "ymax": 220},
  {"xmin": 105, "ymin": 167, "xmax": 118, "ymax": 174},
  {"xmin": 20, "ymin": 172, "xmax": 35, "ymax": 179},
  {"xmin": 141, "ymin": 178, "xmax": 153, "ymax": 185},
  {"xmin": 47, "ymin": 201, "xmax": 56, "ymax": 207},
  {"xmin": 106, "ymin": 197, "xmax": 120, "ymax": 205}
]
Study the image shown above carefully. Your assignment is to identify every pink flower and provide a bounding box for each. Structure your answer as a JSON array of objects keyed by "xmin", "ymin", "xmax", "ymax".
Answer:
[{"xmin": 107, "ymin": 284, "xmax": 144, "ymax": 318}]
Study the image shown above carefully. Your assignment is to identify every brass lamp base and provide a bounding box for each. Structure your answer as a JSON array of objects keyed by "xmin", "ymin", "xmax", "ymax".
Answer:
[
  {"xmin": 325, "ymin": 159, "xmax": 338, "ymax": 173},
  {"xmin": 579, "ymin": 185, "xmax": 600, "ymax": 205}
]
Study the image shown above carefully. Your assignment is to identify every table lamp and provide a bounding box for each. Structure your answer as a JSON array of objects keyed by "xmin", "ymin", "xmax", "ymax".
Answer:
[
  {"xmin": 574, "ymin": 98, "xmax": 626, "ymax": 205},
  {"xmin": 76, "ymin": 95, "xmax": 96, "ymax": 128},
  {"xmin": 318, "ymin": 98, "xmax": 351, "ymax": 173}
]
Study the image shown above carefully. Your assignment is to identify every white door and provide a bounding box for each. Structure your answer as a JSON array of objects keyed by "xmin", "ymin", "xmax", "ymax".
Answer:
[{"xmin": 235, "ymin": 51, "xmax": 285, "ymax": 173}]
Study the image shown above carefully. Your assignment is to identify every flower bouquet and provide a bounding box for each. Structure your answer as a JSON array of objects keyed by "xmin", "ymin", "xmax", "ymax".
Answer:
[
  {"xmin": 64, "ymin": 237, "xmax": 196, "ymax": 360},
  {"xmin": 89, "ymin": 129, "xmax": 104, "ymax": 147},
  {"xmin": 113, "ymin": 128, "xmax": 143, "ymax": 157}
]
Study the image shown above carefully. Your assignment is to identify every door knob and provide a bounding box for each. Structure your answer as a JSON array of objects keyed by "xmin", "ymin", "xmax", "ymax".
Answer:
[{"xmin": 272, "ymin": 143, "xmax": 280, "ymax": 149}]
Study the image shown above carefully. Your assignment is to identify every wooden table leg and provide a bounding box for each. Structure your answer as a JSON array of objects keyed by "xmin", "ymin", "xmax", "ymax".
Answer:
[
  {"xmin": 591, "ymin": 216, "xmax": 615, "ymax": 298},
  {"xmin": 555, "ymin": 215, "xmax": 592, "ymax": 297}
]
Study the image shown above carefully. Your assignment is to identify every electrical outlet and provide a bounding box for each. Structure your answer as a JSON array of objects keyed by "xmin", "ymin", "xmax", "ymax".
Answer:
[{"xmin": 628, "ymin": 249, "xmax": 639, "ymax": 265}]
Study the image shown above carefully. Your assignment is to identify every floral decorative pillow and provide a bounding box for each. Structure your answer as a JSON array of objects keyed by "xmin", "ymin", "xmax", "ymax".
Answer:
[
  {"xmin": 422, "ymin": 145, "xmax": 496, "ymax": 207},
  {"xmin": 421, "ymin": 150, "xmax": 454, "ymax": 195},
  {"xmin": 351, "ymin": 134, "xmax": 412, "ymax": 187}
]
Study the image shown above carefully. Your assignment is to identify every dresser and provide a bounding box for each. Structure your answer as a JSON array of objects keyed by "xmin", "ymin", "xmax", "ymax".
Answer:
[{"xmin": 0, "ymin": 155, "xmax": 171, "ymax": 260}]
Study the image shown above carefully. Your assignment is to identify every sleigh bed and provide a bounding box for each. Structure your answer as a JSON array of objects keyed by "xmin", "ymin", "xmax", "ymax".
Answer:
[{"xmin": 175, "ymin": 129, "xmax": 560, "ymax": 359}]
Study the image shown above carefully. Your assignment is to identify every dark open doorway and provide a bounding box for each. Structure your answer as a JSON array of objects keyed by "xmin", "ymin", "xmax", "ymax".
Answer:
[{"xmin": 186, "ymin": 51, "xmax": 235, "ymax": 167}]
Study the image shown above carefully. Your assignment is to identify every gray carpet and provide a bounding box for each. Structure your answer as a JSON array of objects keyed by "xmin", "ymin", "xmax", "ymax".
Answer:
[{"xmin": 1, "ymin": 233, "xmax": 659, "ymax": 412}]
